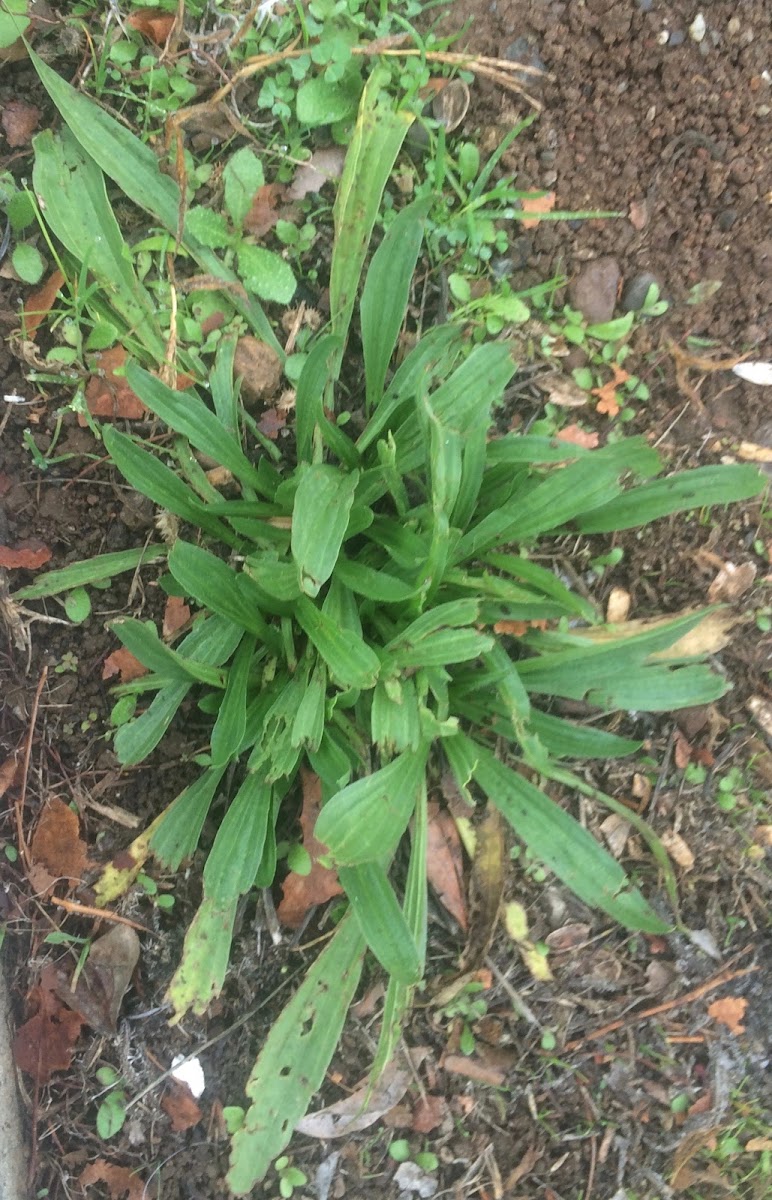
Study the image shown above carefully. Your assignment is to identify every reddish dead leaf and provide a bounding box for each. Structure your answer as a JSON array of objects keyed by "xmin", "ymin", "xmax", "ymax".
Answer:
[
  {"xmin": 1, "ymin": 99, "xmax": 41, "ymax": 147},
  {"xmin": 277, "ymin": 770, "xmax": 343, "ymax": 927},
  {"xmin": 84, "ymin": 346, "xmax": 147, "ymax": 422},
  {"xmin": 128, "ymin": 7, "xmax": 175, "ymax": 45},
  {"xmin": 162, "ymin": 1081, "xmax": 203, "ymax": 1131},
  {"xmin": 0, "ymin": 754, "xmax": 21, "ymax": 799},
  {"xmin": 504, "ymin": 1143, "xmax": 543, "ymax": 1191},
  {"xmin": 257, "ymin": 406, "xmax": 287, "ymax": 439},
  {"xmin": 102, "ymin": 648, "xmax": 148, "ymax": 683},
  {"xmin": 555, "ymin": 424, "xmax": 600, "ymax": 449},
  {"xmin": 707, "ymin": 995, "xmax": 747, "ymax": 1035},
  {"xmin": 163, "ymin": 595, "xmax": 191, "ymax": 640},
  {"xmin": 426, "ymin": 801, "xmax": 467, "ymax": 930},
  {"xmin": 30, "ymin": 795, "xmax": 88, "ymax": 891},
  {"xmin": 0, "ymin": 472, "xmax": 12, "ymax": 496},
  {"xmin": 544, "ymin": 922, "xmax": 591, "ymax": 953},
  {"xmin": 244, "ymin": 183, "xmax": 284, "ymax": 237},
  {"xmin": 674, "ymin": 729, "xmax": 693, "ymax": 769},
  {"xmin": 80, "ymin": 1160, "xmax": 147, "ymax": 1200},
  {"xmin": 521, "ymin": 191, "xmax": 556, "ymax": 229},
  {"xmin": 591, "ymin": 363, "xmax": 630, "ymax": 418},
  {"xmin": 628, "ymin": 197, "xmax": 649, "ymax": 230},
  {"xmin": 13, "ymin": 968, "xmax": 84, "ymax": 1085},
  {"xmin": 21, "ymin": 268, "xmax": 65, "ymax": 340},
  {"xmin": 411, "ymin": 1094, "xmax": 448, "ymax": 1134},
  {"xmin": 0, "ymin": 539, "xmax": 51, "ymax": 569},
  {"xmin": 442, "ymin": 1053, "xmax": 507, "ymax": 1087}
]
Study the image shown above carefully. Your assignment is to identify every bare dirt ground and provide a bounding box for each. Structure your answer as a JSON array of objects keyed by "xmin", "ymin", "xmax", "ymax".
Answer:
[{"xmin": 1, "ymin": 2, "xmax": 771, "ymax": 1198}]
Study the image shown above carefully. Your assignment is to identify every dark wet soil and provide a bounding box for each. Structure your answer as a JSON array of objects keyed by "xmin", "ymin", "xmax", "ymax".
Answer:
[{"xmin": 2, "ymin": 2, "xmax": 771, "ymax": 1198}]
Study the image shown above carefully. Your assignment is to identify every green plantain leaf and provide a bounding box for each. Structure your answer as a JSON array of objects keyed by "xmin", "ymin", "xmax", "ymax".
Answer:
[
  {"xmin": 334, "ymin": 557, "xmax": 416, "ymax": 603},
  {"xmin": 385, "ymin": 627, "xmax": 493, "ymax": 671},
  {"xmin": 575, "ymin": 465, "xmax": 765, "ymax": 533},
  {"xmin": 360, "ymin": 197, "xmax": 430, "ymax": 411},
  {"xmin": 114, "ymin": 681, "xmax": 190, "ymax": 766},
  {"xmin": 295, "ymin": 596, "xmax": 380, "ymax": 689},
  {"xmin": 169, "ymin": 541, "xmax": 275, "ymax": 644},
  {"xmin": 227, "ymin": 916, "xmax": 365, "ymax": 1195},
  {"xmin": 150, "ymin": 765, "xmax": 228, "ymax": 870},
  {"xmin": 211, "ymin": 635, "xmax": 256, "ymax": 766},
  {"xmin": 13, "ymin": 546, "xmax": 166, "ymax": 600},
  {"xmin": 315, "ymin": 747, "xmax": 428, "ymax": 865},
  {"xmin": 109, "ymin": 617, "xmax": 226, "ymax": 687},
  {"xmin": 291, "ymin": 464, "xmax": 360, "ymax": 597},
  {"xmin": 338, "ymin": 861, "xmax": 423, "ymax": 983}
]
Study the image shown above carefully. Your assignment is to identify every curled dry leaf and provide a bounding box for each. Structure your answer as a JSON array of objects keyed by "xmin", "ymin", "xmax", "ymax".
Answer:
[
  {"xmin": 244, "ymin": 183, "xmax": 284, "ymax": 238},
  {"xmin": 659, "ymin": 829, "xmax": 695, "ymax": 871},
  {"xmin": 591, "ymin": 363, "xmax": 630, "ymax": 418},
  {"xmin": 544, "ymin": 923, "xmax": 591, "ymax": 953},
  {"xmin": 606, "ymin": 586, "xmax": 631, "ymax": 623},
  {"xmin": 599, "ymin": 813, "xmax": 631, "ymax": 859},
  {"xmin": 706, "ymin": 995, "xmax": 747, "ymax": 1035},
  {"xmin": 233, "ymin": 335, "xmax": 283, "ymax": 410},
  {"xmin": 22, "ymin": 268, "xmax": 65, "ymax": 340},
  {"xmin": 296, "ymin": 1051, "xmax": 428, "ymax": 1138},
  {"xmin": 707, "ymin": 561, "xmax": 757, "ymax": 603},
  {"xmin": 442, "ymin": 1053, "xmax": 506, "ymax": 1087},
  {"xmin": 127, "ymin": 7, "xmax": 176, "ymax": 45},
  {"xmin": 54, "ymin": 923, "xmax": 141, "ymax": 1034},
  {"xmin": 85, "ymin": 347, "xmax": 147, "ymax": 422},
  {"xmin": 161, "ymin": 1081, "xmax": 203, "ymax": 1132}
]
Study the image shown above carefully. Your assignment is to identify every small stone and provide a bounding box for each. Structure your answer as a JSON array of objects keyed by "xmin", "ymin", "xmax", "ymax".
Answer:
[
  {"xmin": 657, "ymin": 29, "xmax": 670, "ymax": 45},
  {"xmin": 668, "ymin": 29, "xmax": 685, "ymax": 46},
  {"xmin": 689, "ymin": 12, "xmax": 707, "ymax": 42},
  {"xmin": 568, "ymin": 257, "xmax": 621, "ymax": 324},
  {"xmin": 717, "ymin": 208, "xmax": 737, "ymax": 231},
  {"xmin": 620, "ymin": 271, "xmax": 661, "ymax": 313},
  {"xmin": 729, "ymin": 156, "xmax": 753, "ymax": 184},
  {"xmin": 727, "ymin": 16, "xmax": 741, "ymax": 34},
  {"xmin": 504, "ymin": 36, "xmax": 546, "ymax": 85},
  {"xmin": 636, "ymin": 0, "xmax": 653, "ymax": 11}
]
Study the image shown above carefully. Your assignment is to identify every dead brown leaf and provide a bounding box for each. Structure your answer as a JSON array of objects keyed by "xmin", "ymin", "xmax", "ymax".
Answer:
[
  {"xmin": 233, "ymin": 335, "xmax": 283, "ymax": 410},
  {"xmin": 628, "ymin": 197, "xmax": 649, "ymax": 230},
  {"xmin": 243, "ymin": 183, "xmax": 284, "ymax": 237},
  {"xmin": 1, "ymin": 99, "xmax": 41, "ymax": 147},
  {"xmin": 555, "ymin": 424, "xmax": 599, "ymax": 449},
  {"xmin": 296, "ymin": 1051, "xmax": 428, "ymax": 1138},
  {"xmin": 85, "ymin": 346, "xmax": 147, "ymax": 422},
  {"xmin": 461, "ymin": 806, "xmax": 504, "ymax": 973},
  {"xmin": 30, "ymin": 796, "xmax": 88, "ymax": 892},
  {"xmin": 671, "ymin": 1125, "xmax": 724, "ymax": 1191},
  {"xmin": 674, "ymin": 728, "xmax": 693, "ymax": 769},
  {"xmin": 544, "ymin": 923, "xmax": 591, "ymax": 953},
  {"xmin": 13, "ymin": 967, "xmax": 84, "ymax": 1084},
  {"xmin": 707, "ymin": 561, "xmax": 757, "ymax": 603},
  {"xmin": 599, "ymin": 813, "xmax": 632, "ymax": 859},
  {"xmin": 0, "ymin": 540, "xmax": 51, "ymax": 570},
  {"xmin": 746, "ymin": 1137, "xmax": 772, "ymax": 1152},
  {"xmin": 162, "ymin": 595, "xmax": 191, "ymax": 640},
  {"xmin": 521, "ymin": 191, "xmax": 556, "ymax": 229},
  {"xmin": 257, "ymin": 406, "xmax": 287, "ymax": 439},
  {"xmin": 442, "ymin": 1053, "xmax": 506, "ymax": 1087},
  {"xmin": 102, "ymin": 647, "xmax": 148, "ymax": 684},
  {"xmin": 591, "ymin": 362, "xmax": 630, "ymax": 418},
  {"xmin": 80, "ymin": 1160, "xmax": 147, "ymax": 1200},
  {"xmin": 0, "ymin": 754, "xmax": 21, "ymax": 799},
  {"xmin": 54, "ymin": 924, "xmax": 141, "ymax": 1034},
  {"xmin": 660, "ymin": 829, "xmax": 695, "ymax": 871},
  {"xmin": 21, "ymin": 268, "xmax": 65, "ymax": 339},
  {"xmin": 161, "ymin": 1081, "xmax": 203, "ymax": 1131},
  {"xmin": 707, "ymin": 995, "xmax": 747, "ymax": 1035},
  {"xmin": 543, "ymin": 375, "xmax": 587, "ymax": 408},
  {"xmin": 276, "ymin": 770, "xmax": 343, "ymax": 928},
  {"xmin": 128, "ymin": 7, "xmax": 175, "ymax": 45},
  {"xmin": 288, "ymin": 146, "xmax": 346, "ymax": 200},
  {"xmin": 411, "ymin": 1094, "xmax": 448, "ymax": 1134},
  {"xmin": 504, "ymin": 1143, "xmax": 543, "ymax": 1191},
  {"xmin": 426, "ymin": 801, "xmax": 467, "ymax": 931}
]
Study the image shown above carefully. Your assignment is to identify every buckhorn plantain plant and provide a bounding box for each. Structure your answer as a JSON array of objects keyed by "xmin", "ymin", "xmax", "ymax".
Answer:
[{"xmin": 14, "ymin": 61, "xmax": 765, "ymax": 1193}]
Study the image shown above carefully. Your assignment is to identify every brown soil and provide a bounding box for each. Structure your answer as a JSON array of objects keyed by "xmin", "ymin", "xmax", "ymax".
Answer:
[{"xmin": 2, "ymin": 3, "xmax": 771, "ymax": 1199}]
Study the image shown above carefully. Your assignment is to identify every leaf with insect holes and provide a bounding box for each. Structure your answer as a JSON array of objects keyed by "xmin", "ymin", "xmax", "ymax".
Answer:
[{"xmin": 291, "ymin": 464, "xmax": 360, "ymax": 597}]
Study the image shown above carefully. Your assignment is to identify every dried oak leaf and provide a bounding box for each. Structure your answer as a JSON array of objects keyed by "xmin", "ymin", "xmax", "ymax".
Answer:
[
  {"xmin": 707, "ymin": 995, "xmax": 747, "ymax": 1035},
  {"xmin": 2, "ymin": 99, "xmax": 41, "ymax": 147},
  {"xmin": 161, "ymin": 1081, "xmax": 203, "ymax": 1132},
  {"xmin": 102, "ymin": 648, "xmax": 148, "ymax": 683},
  {"xmin": 13, "ymin": 967, "xmax": 84, "ymax": 1084},
  {"xmin": 0, "ymin": 539, "xmax": 52, "ymax": 569},
  {"xmin": 80, "ymin": 1160, "xmax": 147, "ymax": 1200},
  {"xmin": 29, "ymin": 795, "xmax": 88, "ymax": 892},
  {"xmin": 276, "ymin": 770, "xmax": 343, "ymax": 928},
  {"xmin": 426, "ymin": 801, "xmax": 467, "ymax": 931},
  {"xmin": 520, "ymin": 191, "xmax": 556, "ymax": 229}
]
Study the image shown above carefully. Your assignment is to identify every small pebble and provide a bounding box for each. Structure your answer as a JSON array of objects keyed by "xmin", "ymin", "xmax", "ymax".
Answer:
[
  {"xmin": 727, "ymin": 16, "xmax": 741, "ymax": 34},
  {"xmin": 568, "ymin": 257, "xmax": 621, "ymax": 324},
  {"xmin": 717, "ymin": 208, "xmax": 738, "ymax": 231},
  {"xmin": 668, "ymin": 29, "xmax": 685, "ymax": 46},
  {"xmin": 657, "ymin": 29, "xmax": 669, "ymax": 44},
  {"xmin": 689, "ymin": 12, "xmax": 707, "ymax": 42},
  {"xmin": 636, "ymin": 0, "xmax": 653, "ymax": 11},
  {"xmin": 504, "ymin": 36, "xmax": 546, "ymax": 85},
  {"xmin": 620, "ymin": 271, "xmax": 661, "ymax": 313}
]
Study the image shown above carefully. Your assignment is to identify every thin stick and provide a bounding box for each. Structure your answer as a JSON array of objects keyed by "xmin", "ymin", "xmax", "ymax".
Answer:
[
  {"xmin": 565, "ymin": 956, "xmax": 758, "ymax": 1052},
  {"xmin": 51, "ymin": 897, "xmax": 153, "ymax": 934},
  {"xmin": 15, "ymin": 666, "xmax": 47, "ymax": 873}
]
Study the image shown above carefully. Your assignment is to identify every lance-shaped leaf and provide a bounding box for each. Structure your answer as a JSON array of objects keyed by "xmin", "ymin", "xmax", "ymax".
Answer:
[
  {"xmin": 211, "ymin": 634, "xmax": 256, "ymax": 767},
  {"xmin": 575, "ymin": 464, "xmax": 765, "ymax": 533},
  {"xmin": 338, "ymin": 861, "xmax": 423, "ymax": 983},
  {"xmin": 295, "ymin": 596, "xmax": 380, "ymax": 690},
  {"xmin": 315, "ymin": 747, "xmax": 429, "ymax": 865},
  {"xmin": 168, "ymin": 541, "xmax": 275, "ymax": 643},
  {"xmin": 291, "ymin": 464, "xmax": 360, "ymax": 597},
  {"xmin": 109, "ymin": 617, "xmax": 226, "ymax": 687}
]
